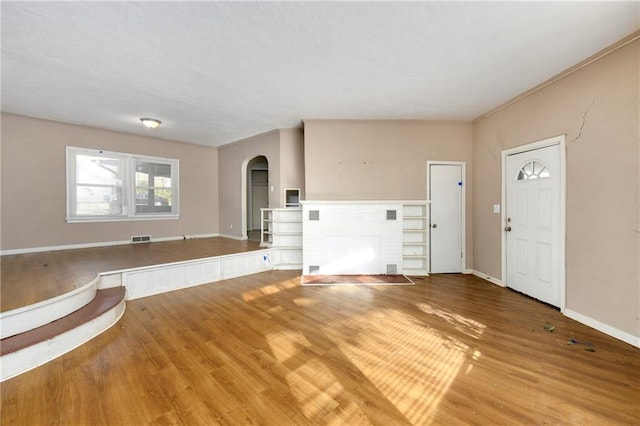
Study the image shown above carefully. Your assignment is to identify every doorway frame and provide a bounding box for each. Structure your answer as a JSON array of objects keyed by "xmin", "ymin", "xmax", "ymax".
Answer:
[
  {"xmin": 241, "ymin": 155, "xmax": 269, "ymax": 240},
  {"xmin": 240, "ymin": 158, "xmax": 250, "ymax": 240},
  {"xmin": 501, "ymin": 135, "xmax": 566, "ymax": 311},
  {"xmin": 426, "ymin": 160, "xmax": 466, "ymax": 274}
]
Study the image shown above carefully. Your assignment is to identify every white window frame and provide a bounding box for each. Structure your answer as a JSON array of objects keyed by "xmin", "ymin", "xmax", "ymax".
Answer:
[{"xmin": 66, "ymin": 146, "xmax": 179, "ymax": 223}]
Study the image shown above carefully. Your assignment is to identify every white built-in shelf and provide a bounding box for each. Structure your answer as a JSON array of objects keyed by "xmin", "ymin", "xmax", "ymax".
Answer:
[
  {"xmin": 402, "ymin": 202, "xmax": 429, "ymax": 276},
  {"xmin": 261, "ymin": 208, "xmax": 303, "ymax": 269}
]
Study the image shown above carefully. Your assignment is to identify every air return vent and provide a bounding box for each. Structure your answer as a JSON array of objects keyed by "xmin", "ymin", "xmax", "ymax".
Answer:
[
  {"xmin": 131, "ymin": 235, "xmax": 151, "ymax": 244},
  {"xmin": 387, "ymin": 264, "xmax": 398, "ymax": 275}
]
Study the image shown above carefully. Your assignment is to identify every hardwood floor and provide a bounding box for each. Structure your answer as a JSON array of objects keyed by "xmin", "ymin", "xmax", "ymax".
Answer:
[
  {"xmin": 0, "ymin": 237, "xmax": 261, "ymax": 312},
  {"xmin": 2, "ymin": 271, "xmax": 638, "ymax": 425}
]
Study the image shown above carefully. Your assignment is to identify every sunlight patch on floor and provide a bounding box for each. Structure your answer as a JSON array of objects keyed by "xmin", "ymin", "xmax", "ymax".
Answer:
[
  {"xmin": 267, "ymin": 329, "xmax": 341, "ymax": 419},
  {"xmin": 241, "ymin": 277, "xmax": 299, "ymax": 302},
  {"xmin": 265, "ymin": 328, "xmax": 313, "ymax": 361},
  {"xmin": 324, "ymin": 308, "xmax": 472, "ymax": 424},
  {"xmin": 264, "ymin": 318, "xmax": 378, "ymax": 423},
  {"xmin": 259, "ymin": 281, "xmax": 488, "ymax": 424},
  {"xmin": 293, "ymin": 297, "xmax": 320, "ymax": 307},
  {"xmin": 265, "ymin": 332, "xmax": 369, "ymax": 423},
  {"xmin": 417, "ymin": 302, "xmax": 486, "ymax": 339},
  {"xmin": 282, "ymin": 369, "xmax": 340, "ymax": 420},
  {"xmin": 288, "ymin": 358, "xmax": 371, "ymax": 424}
]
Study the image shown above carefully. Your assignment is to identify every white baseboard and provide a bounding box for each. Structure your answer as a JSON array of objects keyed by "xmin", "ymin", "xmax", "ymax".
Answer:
[
  {"xmin": 564, "ymin": 309, "xmax": 640, "ymax": 348},
  {"xmin": 470, "ymin": 271, "xmax": 638, "ymax": 348},
  {"xmin": 217, "ymin": 233, "xmax": 248, "ymax": 241},
  {"xmin": 0, "ymin": 233, "xmax": 220, "ymax": 256},
  {"xmin": 471, "ymin": 270, "xmax": 505, "ymax": 287}
]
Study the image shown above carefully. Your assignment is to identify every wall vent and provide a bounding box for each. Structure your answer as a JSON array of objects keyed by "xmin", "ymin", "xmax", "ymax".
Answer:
[
  {"xmin": 386, "ymin": 209, "xmax": 397, "ymax": 220},
  {"xmin": 386, "ymin": 264, "xmax": 398, "ymax": 275},
  {"xmin": 131, "ymin": 235, "xmax": 151, "ymax": 244},
  {"xmin": 309, "ymin": 265, "xmax": 320, "ymax": 274},
  {"xmin": 309, "ymin": 210, "xmax": 320, "ymax": 221}
]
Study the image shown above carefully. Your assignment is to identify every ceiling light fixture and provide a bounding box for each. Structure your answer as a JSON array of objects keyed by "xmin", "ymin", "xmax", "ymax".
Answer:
[{"xmin": 140, "ymin": 117, "xmax": 161, "ymax": 129}]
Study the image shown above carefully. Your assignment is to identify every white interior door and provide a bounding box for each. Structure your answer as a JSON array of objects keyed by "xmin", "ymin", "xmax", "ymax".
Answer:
[
  {"xmin": 505, "ymin": 144, "xmax": 561, "ymax": 306},
  {"xmin": 429, "ymin": 163, "xmax": 463, "ymax": 273}
]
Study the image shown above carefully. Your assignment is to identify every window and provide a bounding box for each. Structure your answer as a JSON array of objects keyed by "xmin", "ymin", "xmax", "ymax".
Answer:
[
  {"xmin": 135, "ymin": 161, "xmax": 174, "ymax": 214},
  {"xmin": 516, "ymin": 160, "xmax": 550, "ymax": 181},
  {"xmin": 67, "ymin": 147, "xmax": 179, "ymax": 222}
]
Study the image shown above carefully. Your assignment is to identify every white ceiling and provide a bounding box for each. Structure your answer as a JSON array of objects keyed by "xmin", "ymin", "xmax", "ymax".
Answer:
[{"xmin": 2, "ymin": 2, "xmax": 638, "ymax": 148}]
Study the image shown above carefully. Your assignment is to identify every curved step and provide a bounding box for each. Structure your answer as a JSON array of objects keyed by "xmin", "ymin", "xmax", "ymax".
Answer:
[
  {"xmin": 0, "ymin": 287, "xmax": 126, "ymax": 382},
  {"xmin": 0, "ymin": 277, "xmax": 100, "ymax": 339}
]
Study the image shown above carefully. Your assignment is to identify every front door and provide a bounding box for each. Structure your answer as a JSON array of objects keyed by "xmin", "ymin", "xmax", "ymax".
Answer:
[
  {"xmin": 505, "ymin": 144, "xmax": 561, "ymax": 306},
  {"xmin": 429, "ymin": 163, "xmax": 464, "ymax": 273}
]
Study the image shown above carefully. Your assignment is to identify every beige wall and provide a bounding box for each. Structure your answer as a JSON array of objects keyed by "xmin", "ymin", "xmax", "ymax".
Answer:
[
  {"xmin": 304, "ymin": 119, "xmax": 474, "ymax": 268},
  {"xmin": 473, "ymin": 40, "xmax": 639, "ymax": 338},
  {"xmin": 217, "ymin": 128, "xmax": 307, "ymax": 238},
  {"xmin": 1, "ymin": 113, "xmax": 219, "ymax": 251},
  {"xmin": 279, "ymin": 128, "xmax": 306, "ymax": 201},
  {"xmin": 217, "ymin": 130, "xmax": 281, "ymax": 238}
]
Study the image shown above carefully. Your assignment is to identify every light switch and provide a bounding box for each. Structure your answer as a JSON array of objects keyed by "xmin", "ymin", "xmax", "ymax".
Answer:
[{"xmin": 493, "ymin": 204, "xmax": 501, "ymax": 214}]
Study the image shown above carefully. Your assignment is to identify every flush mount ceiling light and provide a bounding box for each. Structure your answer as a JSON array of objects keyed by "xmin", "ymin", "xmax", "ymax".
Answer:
[{"xmin": 140, "ymin": 117, "xmax": 161, "ymax": 129}]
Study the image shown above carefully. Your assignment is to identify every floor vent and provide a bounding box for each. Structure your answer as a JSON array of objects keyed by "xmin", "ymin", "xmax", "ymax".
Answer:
[{"xmin": 131, "ymin": 235, "xmax": 151, "ymax": 244}]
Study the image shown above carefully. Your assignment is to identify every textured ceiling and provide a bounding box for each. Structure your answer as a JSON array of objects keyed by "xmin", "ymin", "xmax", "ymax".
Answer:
[{"xmin": 2, "ymin": 2, "xmax": 638, "ymax": 147}]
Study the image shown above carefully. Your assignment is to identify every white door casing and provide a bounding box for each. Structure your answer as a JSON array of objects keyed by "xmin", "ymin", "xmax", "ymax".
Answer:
[
  {"xmin": 428, "ymin": 162, "xmax": 465, "ymax": 273},
  {"xmin": 503, "ymin": 137, "xmax": 565, "ymax": 308}
]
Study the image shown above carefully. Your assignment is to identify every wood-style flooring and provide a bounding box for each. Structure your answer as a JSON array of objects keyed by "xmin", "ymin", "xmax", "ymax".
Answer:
[
  {"xmin": 1, "ymin": 237, "xmax": 261, "ymax": 312},
  {"xmin": 2, "ymin": 271, "xmax": 639, "ymax": 425}
]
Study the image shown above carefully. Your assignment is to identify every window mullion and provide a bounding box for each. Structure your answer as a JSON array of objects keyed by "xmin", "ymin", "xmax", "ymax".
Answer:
[{"xmin": 125, "ymin": 156, "xmax": 133, "ymax": 217}]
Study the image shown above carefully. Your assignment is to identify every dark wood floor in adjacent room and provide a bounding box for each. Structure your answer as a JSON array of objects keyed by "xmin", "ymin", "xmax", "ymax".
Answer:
[{"xmin": 2, "ymin": 271, "xmax": 638, "ymax": 425}]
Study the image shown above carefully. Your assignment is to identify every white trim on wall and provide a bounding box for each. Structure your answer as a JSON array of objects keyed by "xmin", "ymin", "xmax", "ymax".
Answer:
[
  {"xmin": 216, "ymin": 233, "xmax": 247, "ymax": 241},
  {"xmin": 471, "ymin": 270, "xmax": 505, "ymax": 287},
  {"xmin": 564, "ymin": 309, "xmax": 640, "ymax": 348},
  {"xmin": 0, "ymin": 233, "xmax": 219, "ymax": 256},
  {"xmin": 240, "ymin": 157, "xmax": 250, "ymax": 239}
]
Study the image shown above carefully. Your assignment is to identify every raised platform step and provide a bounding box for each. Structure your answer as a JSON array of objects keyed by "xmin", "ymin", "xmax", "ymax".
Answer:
[
  {"xmin": 1, "ymin": 287, "xmax": 125, "ymax": 357},
  {"xmin": 0, "ymin": 245, "xmax": 297, "ymax": 381}
]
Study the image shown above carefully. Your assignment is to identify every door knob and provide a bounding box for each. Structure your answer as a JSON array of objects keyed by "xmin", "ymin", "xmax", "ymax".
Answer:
[
  {"xmin": 431, "ymin": 223, "xmax": 437, "ymax": 228},
  {"xmin": 504, "ymin": 217, "xmax": 512, "ymax": 232}
]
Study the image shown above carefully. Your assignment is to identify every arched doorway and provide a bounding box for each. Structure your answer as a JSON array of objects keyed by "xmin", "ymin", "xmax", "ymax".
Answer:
[{"xmin": 244, "ymin": 156, "xmax": 269, "ymax": 241}]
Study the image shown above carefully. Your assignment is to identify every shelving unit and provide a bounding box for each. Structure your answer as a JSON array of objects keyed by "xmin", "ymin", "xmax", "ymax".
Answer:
[
  {"xmin": 260, "ymin": 209, "xmax": 274, "ymax": 246},
  {"xmin": 260, "ymin": 208, "xmax": 302, "ymax": 269},
  {"xmin": 284, "ymin": 188, "xmax": 301, "ymax": 208},
  {"xmin": 264, "ymin": 202, "xmax": 426, "ymax": 274},
  {"xmin": 402, "ymin": 202, "xmax": 429, "ymax": 276}
]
